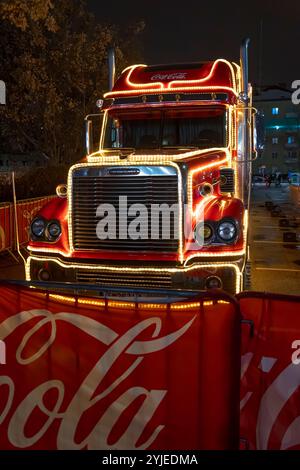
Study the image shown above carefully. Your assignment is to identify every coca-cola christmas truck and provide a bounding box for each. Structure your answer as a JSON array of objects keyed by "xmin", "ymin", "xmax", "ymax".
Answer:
[{"xmin": 26, "ymin": 40, "xmax": 262, "ymax": 295}]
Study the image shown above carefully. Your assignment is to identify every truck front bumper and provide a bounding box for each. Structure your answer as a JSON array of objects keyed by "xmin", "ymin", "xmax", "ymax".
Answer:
[{"xmin": 26, "ymin": 255, "xmax": 243, "ymax": 295}]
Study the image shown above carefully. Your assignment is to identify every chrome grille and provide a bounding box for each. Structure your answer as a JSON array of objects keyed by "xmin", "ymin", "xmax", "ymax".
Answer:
[
  {"xmin": 76, "ymin": 269, "xmax": 172, "ymax": 288},
  {"xmin": 72, "ymin": 166, "xmax": 179, "ymax": 252}
]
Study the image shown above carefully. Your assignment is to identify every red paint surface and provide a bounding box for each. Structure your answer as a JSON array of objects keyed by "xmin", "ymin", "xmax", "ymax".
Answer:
[{"xmin": 0, "ymin": 284, "xmax": 240, "ymax": 450}]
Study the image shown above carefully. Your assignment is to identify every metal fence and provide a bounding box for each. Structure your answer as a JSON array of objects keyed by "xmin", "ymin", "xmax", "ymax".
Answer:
[
  {"xmin": 0, "ymin": 203, "xmax": 14, "ymax": 253},
  {"xmin": 0, "ymin": 196, "xmax": 55, "ymax": 254}
]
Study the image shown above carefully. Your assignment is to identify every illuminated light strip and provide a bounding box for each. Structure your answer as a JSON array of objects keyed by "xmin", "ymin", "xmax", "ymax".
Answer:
[
  {"xmin": 183, "ymin": 209, "xmax": 248, "ymax": 265},
  {"xmin": 125, "ymin": 64, "xmax": 164, "ymax": 90},
  {"xmin": 134, "ymin": 303, "xmax": 167, "ymax": 310},
  {"xmin": 66, "ymin": 160, "xmax": 184, "ymax": 263},
  {"xmin": 232, "ymin": 62, "xmax": 241, "ymax": 94},
  {"xmin": 228, "ymin": 105, "xmax": 235, "ymax": 150},
  {"xmin": 244, "ymin": 208, "xmax": 249, "ymax": 235},
  {"xmin": 91, "ymin": 103, "xmax": 233, "ymax": 160},
  {"xmin": 49, "ymin": 294, "xmax": 77, "ymax": 304},
  {"xmin": 26, "ymin": 254, "xmax": 240, "ymax": 275},
  {"xmin": 26, "ymin": 255, "xmax": 242, "ymax": 295},
  {"xmin": 27, "ymin": 246, "xmax": 72, "ymax": 257},
  {"xmin": 177, "ymin": 300, "xmax": 216, "ymax": 308},
  {"xmin": 65, "ymin": 156, "xmax": 229, "ymax": 261},
  {"xmin": 46, "ymin": 294, "xmax": 229, "ymax": 310},
  {"xmin": 79, "ymin": 298, "xmax": 135, "ymax": 309},
  {"xmin": 183, "ymin": 248, "xmax": 246, "ymax": 263},
  {"xmin": 121, "ymin": 64, "xmax": 139, "ymax": 75},
  {"xmin": 243, "ymin": 208, "xmax": 249, "ymax": 252},
  {"xmin": 28, "ymin": 154, "xmax": 231, "ymax": 261},
  {"xmin": 168, "ymin": 59, "xmax": 237, "ymax": 91},
  {"xmin": 99, "ymin": 109, "xmax": 108, "ymax": 150},
  {"xmin": 231, "ymin": 105, "xmax": 237, "ymax": 151},
  {"xmin": 87, "ymin": 147, "xmax": 230, "ymax": 163},
  {"xmin": 225, "ymin": 106, "xmax": 229, "ymax": 148},
  {"xmin": 105, "ymin": 59, "xmax": 238, "ymax": 98},
  {"xmin": 104, "ymin": 85, "xmax": 238, "ymax": 98},
  {"xmin": 187, "ymin": 151, "xmax": 230, "ymax": 213},
  {"xmin": 91, "ymin": 105, "xmax": 232, "ymax": 163}
]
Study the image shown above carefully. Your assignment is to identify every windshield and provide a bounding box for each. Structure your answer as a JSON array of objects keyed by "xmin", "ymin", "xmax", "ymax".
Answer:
[{"xmin": 103, "ymin": 108, "xmax": 227, "ymax": 150}]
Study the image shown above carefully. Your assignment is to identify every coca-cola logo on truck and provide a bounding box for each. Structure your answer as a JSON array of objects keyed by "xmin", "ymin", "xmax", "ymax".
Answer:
[{"xmin": 150, "ymin": 73, "xmax": 188, "ymax": 81}]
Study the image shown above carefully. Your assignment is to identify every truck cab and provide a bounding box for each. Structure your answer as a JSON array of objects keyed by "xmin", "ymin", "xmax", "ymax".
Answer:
[{"xmin": 27, "ymin": 42, "xmax": 256, "ymax": 295}]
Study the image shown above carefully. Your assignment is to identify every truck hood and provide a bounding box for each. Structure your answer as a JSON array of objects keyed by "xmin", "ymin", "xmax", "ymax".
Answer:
[{"xmin": 86, "ymin": 147, "xmax": 229, "ymax": 165}]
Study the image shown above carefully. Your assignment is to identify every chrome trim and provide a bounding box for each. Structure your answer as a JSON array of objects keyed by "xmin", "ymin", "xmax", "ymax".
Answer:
[
  {"xmin": 108, "ymin": 47, "xmax": 116, "ymax": 92},
  {"xmin": 71, "ymin": 164, "xmax": 181, "ymax": 253},
  {"xmin": 72, "ymin": 165, "xmax": 178, "ymax": 178}
]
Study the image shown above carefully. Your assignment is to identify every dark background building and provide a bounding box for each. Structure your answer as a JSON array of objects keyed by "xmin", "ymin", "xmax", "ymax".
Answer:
[{"xmin": 254, "ymin": 86, "xmax": 300, "ymax": 176}]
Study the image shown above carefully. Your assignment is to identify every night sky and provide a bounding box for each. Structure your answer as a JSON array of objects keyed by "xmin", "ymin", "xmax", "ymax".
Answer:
[{"xmin": 87, "ymin": 0, "xmax": 300, "ymax": 88}]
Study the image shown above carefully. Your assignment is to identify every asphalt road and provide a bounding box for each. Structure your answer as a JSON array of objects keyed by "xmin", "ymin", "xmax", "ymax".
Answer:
[
  {"xmin": 1, "ymin": 183, "xmax": 299, "ymax": 296},
  {"xmin": 249, "ymin": 183, "xmax": 300, "ymax": 295}
]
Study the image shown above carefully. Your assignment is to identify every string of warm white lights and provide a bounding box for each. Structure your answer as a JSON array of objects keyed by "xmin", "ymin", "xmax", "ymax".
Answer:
[
  {"xmin": 104, "ymin": 59, "xmax": 238, "ymax": 98},
  {"xmin": 66, "ymin": 160, "xmax": 184, "ymax": 261},
  {"xmin": 26, "ymin": 255, "xmax": 242, "ymax": 294}
]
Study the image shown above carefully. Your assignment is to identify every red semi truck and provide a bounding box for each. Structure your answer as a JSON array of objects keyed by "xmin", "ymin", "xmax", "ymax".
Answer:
[{"xmin": 26, "ymin": 40, "xmax": 260, "ymax": 295}]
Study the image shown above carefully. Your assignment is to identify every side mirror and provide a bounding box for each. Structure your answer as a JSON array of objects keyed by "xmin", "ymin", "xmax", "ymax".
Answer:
[
  {"xmin": 253, "ymin": 109, "xmax": 265, "ymax": 154},
  {"xmin": 84, "ymin": 113, "xmax": 104, "ymax": 156}
]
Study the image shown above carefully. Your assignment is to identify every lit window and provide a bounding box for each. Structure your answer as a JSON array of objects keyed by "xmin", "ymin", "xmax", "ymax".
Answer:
[
  {"xmin": 288, "ymin": 136, "xmax": 295, "ymax": 144},
  {"xmin": 272, "ymin": 107, "xmax": 279, "ymax": 115},
  {"xmin": 272, "ymin": 137, "xmax": 278, "ymax": 144}
]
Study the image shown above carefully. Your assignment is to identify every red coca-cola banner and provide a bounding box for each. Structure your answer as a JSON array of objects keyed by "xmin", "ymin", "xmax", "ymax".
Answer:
[
  {"xmin": 0, "ymin": 204, "xmax": 13, "ymax": 252},
  {"xmin": 239, "ymin": 292, "xmax": 300, "ymax": 450},
  {"xmin": 0, "ymin": 284, "xmax": 241, "ymax": 450}
]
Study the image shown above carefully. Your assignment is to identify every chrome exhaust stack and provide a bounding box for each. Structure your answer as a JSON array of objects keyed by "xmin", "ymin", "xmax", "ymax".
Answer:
[
  {"xmin": 85, "ymin": 118, "xmax": 92, "ymax": 155},
  {"xmin": 240, "ymin": 38, "xmax": 250, "ymax": 103},
  {"xmin": 239, "ymin": 38, "xmax": 252, "ymax": 206},
  {"xmin": 108, "ymin": 47, "xmax": 116, "ymax": 91}
]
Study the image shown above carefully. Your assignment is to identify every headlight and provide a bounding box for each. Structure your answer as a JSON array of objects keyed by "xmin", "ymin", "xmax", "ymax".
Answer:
[
  {"xmin": 47, "ymin": 221, "xmax": 61, "ymax": 240},
  {"xmin": 217, "ymin": 220, "xmax": 237, "ymax": 242},
  {"xmin": 31, "ymin": 218, "xmax": 46, "ymax": 238},
  {"xmin": 194, "ymin": 222, "xmax": 214, "ymax": 245}
]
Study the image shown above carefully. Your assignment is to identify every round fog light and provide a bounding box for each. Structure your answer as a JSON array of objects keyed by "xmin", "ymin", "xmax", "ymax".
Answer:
[
  {"xmin": 205, "ymin": 276, "xmax": 222, "ymax": 289},
  {"xmin": 203, "ymin": 224, "xmax": 213, "ymax": 241},
  {"xmin": 194, "ymin": 223, "xmax": 213, "ymax": 245},
  {"xmin": 38, "ymin": 269, "xmax": 50, "ymax": 281}
]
